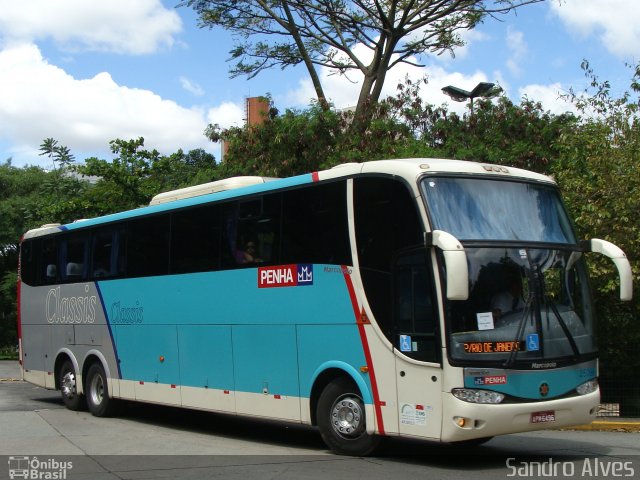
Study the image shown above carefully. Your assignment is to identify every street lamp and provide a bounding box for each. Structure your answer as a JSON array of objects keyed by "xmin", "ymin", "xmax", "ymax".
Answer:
[{"xmin": 441, "ymin": 82, "xmax": 502, "ymax": 115}]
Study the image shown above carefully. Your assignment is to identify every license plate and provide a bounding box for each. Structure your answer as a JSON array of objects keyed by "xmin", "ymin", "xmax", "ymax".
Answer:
[{"xmin": 531, "ymin": 411, "xmax": 556, "ymax": 423}]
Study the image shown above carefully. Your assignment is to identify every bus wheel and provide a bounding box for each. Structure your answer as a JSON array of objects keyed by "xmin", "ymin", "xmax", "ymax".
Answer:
[
  {"xmin": 59, "ymin": 359, "xmax": 85, "ymax": 411},
  {"xmin": 85, "ymin": 363, "xmax": 118, "ymax": 417},
  {"xmin": 317, "ymin": 377, "xmax": 381, "ymax": 456}
]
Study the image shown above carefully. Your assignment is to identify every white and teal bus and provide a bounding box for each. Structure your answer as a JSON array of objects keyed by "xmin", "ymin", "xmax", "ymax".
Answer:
[{"xmin": 17, "ymin": 159, "xmax": 632, "ymax": 455}]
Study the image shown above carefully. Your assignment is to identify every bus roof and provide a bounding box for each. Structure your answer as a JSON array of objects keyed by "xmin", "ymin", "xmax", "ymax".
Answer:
[{"xmin": 22, "ymin": 158, "xmax": 554, "ymax": 239}]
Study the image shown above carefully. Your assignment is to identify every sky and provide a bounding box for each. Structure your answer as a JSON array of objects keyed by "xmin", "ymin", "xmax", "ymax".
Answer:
[{"xmin": 1, "ymin": 0, "xmax": 639, "ymax": 169}]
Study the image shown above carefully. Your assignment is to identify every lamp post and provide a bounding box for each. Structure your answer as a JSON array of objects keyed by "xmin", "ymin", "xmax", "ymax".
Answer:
[{"xmin": 441, "ymin": 82, "xmax": 502, "ymax": 115}]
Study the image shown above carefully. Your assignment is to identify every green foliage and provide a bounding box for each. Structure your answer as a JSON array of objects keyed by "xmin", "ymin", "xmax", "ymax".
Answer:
[
  {"xmin": 551, "ymin": 61, "xmax": 640, "ymax": 377},
  {"xmin": 0, "ymin": 140, "xmax": 217, "ymax": 348},
  {"xmin": 216, "ymin": 93, "xmax": 436, "ymax": 177},
  {"xmin": 75, "ymin": 138, "xmax": 217, "ymax": 214},
  {"xmin": 39, "ymin": 137, "xmax": 75, "ymax": 170},
  {"xmin": 428, "ymin": 97, "xmax": 577, "ymax": 172}
]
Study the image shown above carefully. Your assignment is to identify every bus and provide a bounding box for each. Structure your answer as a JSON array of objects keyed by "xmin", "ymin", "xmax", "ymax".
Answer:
[{"xmin": 17, "ymin": 158, "xmax": 633, "ymax": 456}]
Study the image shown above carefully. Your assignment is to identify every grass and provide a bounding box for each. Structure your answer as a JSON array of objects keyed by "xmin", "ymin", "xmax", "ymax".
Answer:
[{"xmin": 0, "ymin": 345, "xmax": 18, "ymax": 360}]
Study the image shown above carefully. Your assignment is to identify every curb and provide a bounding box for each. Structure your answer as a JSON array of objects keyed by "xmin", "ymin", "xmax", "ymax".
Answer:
[{"xmin": 562, "ymin": 420, "xmax": 640, "ymax": 433}]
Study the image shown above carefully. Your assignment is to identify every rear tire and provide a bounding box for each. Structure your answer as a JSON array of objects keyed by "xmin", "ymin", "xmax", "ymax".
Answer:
[
  {"xmin": 85, "ymin": 362, "xmax": 118, "ymax": 417},
  {"xmin": 317, "ymin": 377, "xmax": 381, "ymax": 456},
  {"xmin": 58, "ymin": 359, "xmax": 85, "ymax": 411}
]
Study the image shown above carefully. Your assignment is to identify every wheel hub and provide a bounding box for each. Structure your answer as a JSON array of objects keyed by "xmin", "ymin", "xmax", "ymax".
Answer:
[
  {"xmin": 331, "ymin": 396, "xmax": 363, "ymax": 437},
  {"xmin": 61, "ymin": 372, "xmax": 76, "ymax": 398}
]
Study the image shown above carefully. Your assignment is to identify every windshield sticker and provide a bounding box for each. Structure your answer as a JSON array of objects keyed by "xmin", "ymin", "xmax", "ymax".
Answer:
[
  {"xmin": 464, "ymin": 341, "xmax": 523, "ymax": 353},
  {"xmin": 527, "ymin": 334, "xmax": 540, "ymax": 351},
  {"xmin": 400, "ymin": 335, "xmax": 412, "ymax": 352},
  {"xmin": 519, "ymin": 249, "xmax": 528, "ymax": 259},
  {"xmin": 476, "ymin": 312, "xmax": 495, "ymax": 330}
]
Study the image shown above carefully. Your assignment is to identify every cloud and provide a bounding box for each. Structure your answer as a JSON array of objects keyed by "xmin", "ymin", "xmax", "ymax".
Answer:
[
  {"xmin": 0, "ymin": 43, "xmax": 216, "ymax": 165},
  {"xmin": 0, "ymin": 0, "xmax": 182, "ymax": 54},
  {"xmin": 518, "ymin": 83, "xmax": 578, "ymax": 115},
  {"xmin": 206, "ymin": 102, "xmax": 245, "ymax": 129},
  {"xmin": 506, "ymin": 27, "xmax": 527, "ymax": 76},
  {"xmin": 550, "ymin": 0, "xmax": 640, "ymax": 58},
  {"xmin": 180, "ymin": 76, "xmax": 205, "ymax": 96}
]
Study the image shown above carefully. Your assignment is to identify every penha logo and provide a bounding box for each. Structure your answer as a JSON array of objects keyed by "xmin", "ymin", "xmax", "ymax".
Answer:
[{"xmin": 258, "ymin": 264, "xmax": 314, "ymax": 288}]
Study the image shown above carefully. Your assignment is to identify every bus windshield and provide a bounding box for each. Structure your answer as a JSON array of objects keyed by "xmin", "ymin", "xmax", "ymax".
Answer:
[
  {"xmin": 443, "ymin": 247, "xmax": 596, "ymax": 366},
  {"xmin": 422, "ymin": 176, "xmax": 594, "ymax": 367},
  {"xmin": 422, "ymin": 176, "xmax": 576, "ymax": 244}
]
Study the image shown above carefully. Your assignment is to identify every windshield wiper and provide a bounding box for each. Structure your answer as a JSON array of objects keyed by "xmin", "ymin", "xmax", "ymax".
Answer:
[
  {"xmin": 504, "ymin": 259, "xmax": 542, "ymax": 368},
  {"xmin": 544, "ymin": 296, "xmax": 580, "ymax": 357},
  {"xmin": 503, "ymin": 297, "xmax": 533, "ymax": 368}
]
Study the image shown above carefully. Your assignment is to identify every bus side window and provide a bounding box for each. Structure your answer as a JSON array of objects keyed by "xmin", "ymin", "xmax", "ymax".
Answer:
[
  {"xmin": 222, "ymin": 194, "xmax": 281, "ymax": 269},
  {"xmin": 61, "ymin": 234, "xmax": 89, "ymax": 282},
  {"xmin": 171, "ymin": 204, "xmax": 221, "ymax": 274},
  {"xmin": 19, "ymin": 239, "xmax": 38, "ymax": 286},
  {"xmin": 91, "ymin": 226, "xmax": 126, "ymax": 279},
  {"xmin": 41, "ymin": 237, "xmax": 58, "ymax": 285},
  {"xmin": 127, "ymin": 215, "xmax": 170, "ymax": 277},
  {"xmin": 281, "ymin": 181, "xmax": 351, "ymax": 265},
  {"xmin": 394, "ymin": 251, "xmax": 439, "ymax": 363},
  {"xmin": 354, "ymin": 177, "xmax": 424, "ymax": 344}
]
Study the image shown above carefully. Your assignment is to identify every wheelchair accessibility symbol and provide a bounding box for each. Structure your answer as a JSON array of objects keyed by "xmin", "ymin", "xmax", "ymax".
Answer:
[
  {"xmin": 527, "ymin": 334, "xmax": 540, "ymax": 351},
  {"xmin": 400, "ymin": 335, "xmax": 412, "ymax": 352}
]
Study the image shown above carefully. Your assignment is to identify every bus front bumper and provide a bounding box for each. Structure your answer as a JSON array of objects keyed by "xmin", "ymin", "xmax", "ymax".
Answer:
[{"xmin": 440, "ymin": 389, "xmax": 599, "ymax": 443}]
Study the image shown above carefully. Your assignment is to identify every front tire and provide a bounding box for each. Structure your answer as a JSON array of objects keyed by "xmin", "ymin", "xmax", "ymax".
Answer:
[
  {"xmin": 59, "ymin": 359, "xmax": 85, "ymax": 411},
  {"xmin": 317, "ymin": 377, "xmax": 381, "ymax": 456},
  {"xmin": 85, "ymin": 363, "xmax": 118, "ymax": 417}
]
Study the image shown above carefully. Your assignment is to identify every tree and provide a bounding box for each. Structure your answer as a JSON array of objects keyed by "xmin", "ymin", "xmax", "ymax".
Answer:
[
  {"xmin": 551, "ymin": 61, "xmax": 640, "ymax": 388},
  {"xmin": 76, "ymin": 138, "xmax": 218, "ymax": 214},
  {"xmin": 39, "ymin": 137, "xmax": 75, "ymax": 170},
  {"xmin": 183, "ymin": 0, "xmax": 543, "ymax": 127}
]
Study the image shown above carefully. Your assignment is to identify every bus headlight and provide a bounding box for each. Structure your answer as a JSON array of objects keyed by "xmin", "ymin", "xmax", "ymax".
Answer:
[
  {"xmin": 452, "ymin": 388, "xmax": 505, "ymax": 404},
  {"xmin": 576, "ymin": 379, "xmax": 598, "ymax": 395}
]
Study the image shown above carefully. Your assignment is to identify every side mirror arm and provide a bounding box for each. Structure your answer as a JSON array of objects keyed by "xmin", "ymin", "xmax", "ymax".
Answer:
[
  {"xmin": 426, "ymin": 230, "xmax": 469, "ymax": 301},
  {"xmin": 583, "ymin": 239, "xmax": 633, "ymax": 301}
]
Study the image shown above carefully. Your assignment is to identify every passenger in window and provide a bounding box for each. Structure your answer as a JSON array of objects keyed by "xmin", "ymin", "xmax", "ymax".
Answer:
[
  {"xmin": 236, "ymin": 240, "xmax": 263, "ymax": 264},
  {"xmin": 93, "ymin": 261, "xmax": 110, "ymax": 278},
  {"xmin": 491, "ymin": 269, "xmax": 525, "ymax": 319}
]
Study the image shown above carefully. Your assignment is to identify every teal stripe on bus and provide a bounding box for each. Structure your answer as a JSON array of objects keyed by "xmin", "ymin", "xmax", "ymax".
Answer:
[
  {"xmin": 64, "ymin": 173, "xmax": 315, "ymax": 230},
  {"xmin": 97, "ymin": 264, "xmax": 370, "ymax": 398}
]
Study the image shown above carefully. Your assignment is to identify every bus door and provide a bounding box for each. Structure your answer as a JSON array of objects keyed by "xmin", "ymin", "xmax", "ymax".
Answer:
[{"xmin": 393, "ymin": 249, "xmax": 442, "ymax": 439}]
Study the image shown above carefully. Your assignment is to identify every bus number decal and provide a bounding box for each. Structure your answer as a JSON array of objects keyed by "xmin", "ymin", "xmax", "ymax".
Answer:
[{"xmin": 258, "ymin": 264, "xmax": 313, "ymax": 288}]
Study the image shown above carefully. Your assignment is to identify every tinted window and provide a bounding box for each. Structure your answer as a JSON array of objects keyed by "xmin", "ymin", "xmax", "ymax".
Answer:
[
  {"xmin": 171, "ymin": 205, "xmax": 221, "ymax": 274},
  {"xmin": 19, "ymin": 239, "xmax": 38, "ymax": 286},
  {"xmin": 127, "ymin": 215, "xmax": 170, "ymax": 277},
  {"xmin": 221, "ymin": 194, "xmax": 281, "ymax": 269},
  {"xmin": 41, "ymin": 237, "xmax": 58, "ymax": 285},
  {"xmin": 61, "ymin": 234, "xmax": 88, "ymax": 282},
  {"xmin": 91, "ymin": 226, "xmax": 126, "ymax": 280},
  {"xmin": 281, "ymin": 181, "xmax": 351, "ymax": 265},
  {"xmin": 395, "ymin": 251, "xmax": 438, "ymax": 362},
  {"xmin": 354, "ymin": 177, "xmax": 423, "ymax": 342}
]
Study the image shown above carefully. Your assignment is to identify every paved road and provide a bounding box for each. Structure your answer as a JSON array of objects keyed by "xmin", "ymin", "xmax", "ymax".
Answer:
[{"xmin": 1, "ymin": 361, "xmax": 639, "ymax": 479}]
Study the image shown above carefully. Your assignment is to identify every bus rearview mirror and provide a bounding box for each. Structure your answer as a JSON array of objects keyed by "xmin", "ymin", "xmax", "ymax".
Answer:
[
  {"xmin": 428, "ymin": 230, "xmax": 469, "ymax": 301},
  {"xmin": 586, "ymin": 238, "xmax": 633, "ymax": 301}
]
